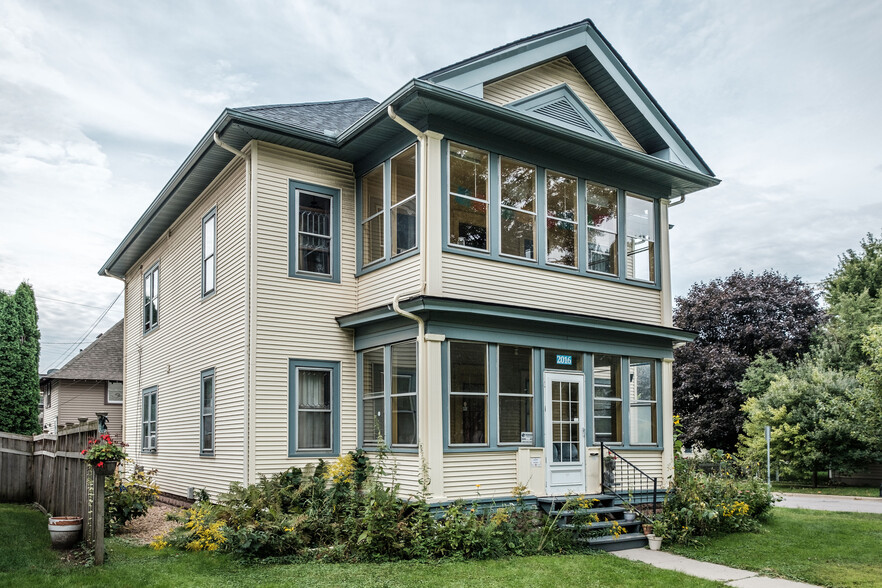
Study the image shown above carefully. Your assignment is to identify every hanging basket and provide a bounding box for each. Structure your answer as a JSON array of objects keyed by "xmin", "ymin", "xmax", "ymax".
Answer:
[{"xmin": 90, "ymin": 460, "xmax": 118, "ymax": 476}]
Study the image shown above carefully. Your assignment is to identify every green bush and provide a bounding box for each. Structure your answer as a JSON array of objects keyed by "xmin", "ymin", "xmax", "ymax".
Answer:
[{"xmin": 105, "ymin": 462, "xmax": 159, "ymax": 534}]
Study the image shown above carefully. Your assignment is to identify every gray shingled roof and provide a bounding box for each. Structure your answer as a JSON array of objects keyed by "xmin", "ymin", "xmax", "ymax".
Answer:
[
  {"xmin": 44, "ymin": 320, "xmax": 124, "ymax": 382},
  {"xmin": 233, "ymin": 98, "xmax": 378, "ymax": 137}
]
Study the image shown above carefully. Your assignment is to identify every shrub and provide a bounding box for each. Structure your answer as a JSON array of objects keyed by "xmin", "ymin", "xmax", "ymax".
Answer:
[{"xmin": 104, "ymin": 461, "xmax": 159, "ymax": 534}]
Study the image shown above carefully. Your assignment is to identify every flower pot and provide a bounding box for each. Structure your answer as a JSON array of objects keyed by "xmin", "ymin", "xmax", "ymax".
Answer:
[
  {"xmin": 623, "ymin": 511, "xmax": 637, "ymax": 522},
  {"xmin": 91, "ymin": 460, "xmax": 118, "ymax": 476},
  {"xmin": 647, "ymin": 534, "xmax": 662, "ymax": 551},
  {"xmin": 642, "ymin": 524, "xmax": 653, "ymax": 535},
  {"xmin": 48, "ymin": 516, "xmax": 82, "ymax": 549}
]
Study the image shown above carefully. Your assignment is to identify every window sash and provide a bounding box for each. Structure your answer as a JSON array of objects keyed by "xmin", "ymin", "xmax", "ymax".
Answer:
[
  {"xmin": 202, "ymin": 211, "xmax": 216, "ymax": 296},
  {"xmin": 296, "ymin": 367, "xmax": 333, "ymax": 451},
  {"xmin": 143, "ymin": 266, "xmax": 159, "ymax": 332},
  {"xmin": 142, "ymin": 389, "xmax": 157, "ymax": 451},
  {"xmin": 449, "ymin": 341, "xmax": 488, "ymax": 445},
  {"xmin": 296, "ymin": 191, "xmax": 333, "ymax": 276},
  {"xmin": 201, "ymin": 372, "xmax": 214, "ymax": 453}
]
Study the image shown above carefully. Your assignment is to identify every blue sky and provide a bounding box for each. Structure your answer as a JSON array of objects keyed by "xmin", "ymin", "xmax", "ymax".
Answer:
[{"xmin": 1, "ymin": 0, "xmax": 880, "ymax": 372}]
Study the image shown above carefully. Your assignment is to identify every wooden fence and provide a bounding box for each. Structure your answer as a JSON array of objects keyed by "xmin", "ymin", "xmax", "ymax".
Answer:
[{"xmin": 0, "ymin": 421, "xmax": 100, "ymax": 546}]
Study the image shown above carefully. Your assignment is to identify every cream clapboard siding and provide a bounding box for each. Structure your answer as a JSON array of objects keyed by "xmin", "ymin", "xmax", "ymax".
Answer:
[
  {"xmin": 443, "ymin": 452, "xmax": 518, "ymax": 498},
  {"xmin": 252, "ymin": 142, "xmax": 360, "ymax": 476},
  {"xmin": 615, "ymin": 450, "xmax": 664, "ymax": 481},
  {"xmin": 483, "ymin": 57, "xmax": 645, "ymax": 153},
  {"xmin": 56, "ymin": 380, "xmax": 123, "ymax": 438},
  {"xmin": 122, "ymin": 158, "xmax": 248, "ymax": 499},
  {"xmin": 42, "ymin": 381, "xmax": 59, "ymax": 433},
  {"xmin": 371, "ymin": 453, "xmax": 423, "ymax": 499},
  {"xmin": 441, "ymin": 253, "xmax": 663, "ymax": 325},
  {"xmin": 357, "ymin": 256, "xmax": 421, "ymax": 311}
]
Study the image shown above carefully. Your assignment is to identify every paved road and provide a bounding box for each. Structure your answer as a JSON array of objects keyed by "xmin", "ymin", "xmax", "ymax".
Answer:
[{"xmin": 775, "ymin": 492, "xmax": 882, "ymax": 514}]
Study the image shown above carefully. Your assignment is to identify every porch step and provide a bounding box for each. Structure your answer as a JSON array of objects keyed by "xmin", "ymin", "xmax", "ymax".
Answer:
[
  {"xmin": 536, "ymin": 494, "xmax": 617, "ymax": 513},
  {"xmin": 547, "ymin": 506, "xmax": 627, "ymax": 520},
  {"xmin": 583, "ymin": 532, "xmax": 648, "ymax": 552},
  {"xmin": 560, "ymin": 520, "xmax": 642, "ymax": 533}
]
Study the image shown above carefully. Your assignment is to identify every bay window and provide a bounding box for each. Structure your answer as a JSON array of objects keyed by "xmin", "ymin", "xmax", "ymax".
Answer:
[
  {"xmin": 546, "ymin": 171, "xmax": 578, "ymax": 267},
  {"xmin": 586, "ymin": 182, "xmax": 618, "ymax": 275},
  {"xmin": 448, "ymin": 143, "xmax": 489, "ymax": 250},
  {"xmin": 499, "ymin": 157, "xmax": 536, "ymax": 260}
]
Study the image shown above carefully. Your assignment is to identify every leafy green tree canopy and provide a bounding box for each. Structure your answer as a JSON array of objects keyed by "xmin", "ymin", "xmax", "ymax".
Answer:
[
  {"xmin": 824, "ymin": 232, "xmax": 882, "ymax": 307},
  {"xmin": 674, "ymin": 270, "xmax": 824, "ymax": 451},
  {"xmin": 0, "ymin": 283, "xmax": 41, "ymax": 435}
]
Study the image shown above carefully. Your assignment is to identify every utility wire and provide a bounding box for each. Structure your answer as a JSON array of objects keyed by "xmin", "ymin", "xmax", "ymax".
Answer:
[
  {"xmin": 36, "ymin": 295, "xmax": 109, "ymax": 310},
  {"xmin": 46, "ymin": 289, "xmax": 124, "ymax": 370}
]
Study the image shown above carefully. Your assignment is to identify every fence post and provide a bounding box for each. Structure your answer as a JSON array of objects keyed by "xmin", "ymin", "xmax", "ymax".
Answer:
[{"xmin": 95, "ymin": 470, "xmax": 105, "ymax": 565}]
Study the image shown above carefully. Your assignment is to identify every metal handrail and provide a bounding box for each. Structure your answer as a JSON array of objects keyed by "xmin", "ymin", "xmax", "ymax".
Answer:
[{"xmin": 600, "ymin": 442, "xmax": 660, "ymax": 516}]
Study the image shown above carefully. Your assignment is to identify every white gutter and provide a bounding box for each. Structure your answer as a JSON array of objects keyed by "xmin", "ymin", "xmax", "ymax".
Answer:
[
  {"xmin": 668, "ymin": 195, "xmax": 686, "ymax": 207},
  {"xmin": 213, "ymin": 132, "xmax": 252, "ymax": 486}
]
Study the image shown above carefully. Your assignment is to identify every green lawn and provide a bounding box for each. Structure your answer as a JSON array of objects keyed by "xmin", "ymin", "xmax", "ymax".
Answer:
[
  {"xmin": 0, "ymin": 504, "xmax": 721, "ymax": 588},
  {"xmin": 666, "ymin": 508, "xmax": 882, "ymax": 587},
  {"xmin": 772, "ymin": 483, "xmax": 880, "ymax": 497}
]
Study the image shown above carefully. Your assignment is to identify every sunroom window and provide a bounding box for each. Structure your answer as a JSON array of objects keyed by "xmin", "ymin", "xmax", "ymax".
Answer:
[
  {"xmin": 498, "ymin": 345, "xmax": 533, "ymax": 444},
  {"xmin": 391, "ymin": 146, "xmax": 417, "ymax": 256},
  {"xmin": 449, "ymin": 341, "xmax": 487, "ymax": 445},
  {"xmin": 448, "ymin": 143, "xmax": 489, "ymax": 251},
  {"xmin": 362, "ymin": 347, "xmax": 385, "ymax": 447},
  {"xmin": 625, "ymin": 194, "xmax": 655, "ymax": 282},
  {"xmin": 391, "ymin": 340, "xmax": 417, "ymax": 447},
  {"xmin": 546, "ymin": 171, "xmax": 578, "ymax": 267},
  {"xmin": 361, "ymin": 166, "xmax": 384, "ymax": 266},
  {"xmin": 499, "ymin": 157, "xmax": 536, "ymax": 260},
  {"xmin": 628, "ymin": 358, "xmax": 657, "ymax": 444},
  {"xmin": 593, "ymin": 354, "xmax": 622, "ymax": 444},
  {"xmin": 586, "ymin": 182, "xmax": 618, "ymax": 275}
]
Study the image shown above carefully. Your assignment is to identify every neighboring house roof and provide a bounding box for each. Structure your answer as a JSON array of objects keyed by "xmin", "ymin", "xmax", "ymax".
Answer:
[
  {"xmin": 100, "ymin": 20, "xmax": 720, "ymax": 279},
  {"xmin": 233, "ymin": 98, "xmax": 378, "ymax": 137},
  {"xmin": 42, "ymin": 320, "xmax": 124, "ymax": 382}
]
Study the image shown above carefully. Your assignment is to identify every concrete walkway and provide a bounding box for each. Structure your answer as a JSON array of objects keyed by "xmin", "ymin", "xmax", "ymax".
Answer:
[
  {"xmin": 613, "ymin": 548, "xmax": 820, "ymax": 587},
  {"xmin": 775, "ymin": 492, "xmax": 882, "ymax": 514}
]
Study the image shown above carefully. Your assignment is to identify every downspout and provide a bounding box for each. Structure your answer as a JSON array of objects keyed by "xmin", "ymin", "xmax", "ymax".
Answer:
[
  {"xmin": 668, "ymin": 195, "xmax": 686, "ymax": 207},
  {"xmin": 213, "ymin": 132, "xmax": 252, "ymax": 486},
  {"xmin": 387, "ymin": 106, "xmax": 430, "ymax": 466}
]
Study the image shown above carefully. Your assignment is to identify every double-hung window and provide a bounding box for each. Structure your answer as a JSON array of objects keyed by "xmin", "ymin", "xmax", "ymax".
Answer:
[
  {"xmin": 448, "ymin": 143, "xmax": 489, "ymax": 250},
  {"xmin": 546, "ymin": 171, "xmax": 578, "ymax": 268},
  {"xmin": 391, "ymin": 146, "xmax": 417, "ymax": 256},
  {"xmin": 391, "ymin": 341, "xmax": 417, "ymax": 447},
  {"xmin": 142, "ymin": 386, "xmax": 157, "ymax": 452},
  {"xmin": 448, "ymin": 341, "xmax": 488, "ymax": 445},
  {"xmin": 202, "ymin": 208, "xmax": 216, "ymax": 297},
  {"xmin": 106, "ymin": 381, "xmax": 123, "ymax": 405},
  {"xmin": 625, "ymin": 194, "xmax": 656, "ymax": 282},
  {"xmin": 498, "ymin": 345, "xmax": 533, "ymax": 444},
  {"xmin": 628, "ymin": 358, "xmax": 657, "ymax": 445},
  {"xmin": 361, "ymin": 166, "xmax": 385, "ymax": 266},
  {"xmin": 289, "ymin": 181, "xmax": 340, "ymax": 282},
  {"xmin": 361, "ymin": 347, "xmax": 385, "ymax": 447},
  {"xmin": 593, "ymin": 354, "xmax": 622, "ymax": 444},
  {"xmin": 200, "ymin": 369, "xmax": 214, "ymax": 455},
  {"xmin": 289, "ymin": 359, "xmax": 339, "ymax": 456},
  {"xmin": 586, "ymin": 182, "xmax": 618, "ymax": 275},
  {"xmin": 499, "ymin": 157, "xmax": 536, "ymax": 260},
  {"xmin": 143, "ymin": 264, "xmax": 159, "ymax": 333}
]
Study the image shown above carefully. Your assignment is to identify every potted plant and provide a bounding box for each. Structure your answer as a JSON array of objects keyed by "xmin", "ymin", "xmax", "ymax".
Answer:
[
  {"xmin": 647, "ymin": 519, "xmax": 667, "ymax": 551},
  {"xmin": 82, "ymin": 434, "xmax": 128, "ymax": 476},
  {"xmin": 623, "ymin": 491, "xmax": 638, "ymax": 522}
]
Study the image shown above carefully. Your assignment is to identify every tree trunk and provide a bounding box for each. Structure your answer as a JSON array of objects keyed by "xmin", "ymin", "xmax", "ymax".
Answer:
[{"xmin": 812, "ymin": 470, "xmax": 818, "ymax": 488}]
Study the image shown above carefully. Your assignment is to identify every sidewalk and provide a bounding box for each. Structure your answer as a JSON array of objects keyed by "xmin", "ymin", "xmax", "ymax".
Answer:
[
  {"xmin": 613, "ymin": 548, "xmax": 820, "ymax": 587},
  {"xmin": 776, "ymin": 492, "xmax": 882, "ymax": 514}
]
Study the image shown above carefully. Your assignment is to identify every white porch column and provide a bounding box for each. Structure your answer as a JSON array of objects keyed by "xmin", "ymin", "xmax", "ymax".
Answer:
[
  {"xmin": 659, "ymin": 200, "xmax": 673, "ymax": 327},
  {"xmin": 662, "ymin": 357, "xmax": 674, "ymax": 486},
  {"xmin": 424, "ymin": 131, "xmax": 445, "ymax": 296},
  {"xmin": 421, "ymin": 333, "xmax": 446, "ymax": 500}
]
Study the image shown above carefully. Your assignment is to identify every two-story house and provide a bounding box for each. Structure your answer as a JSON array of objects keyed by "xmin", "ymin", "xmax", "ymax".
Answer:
[{"xmin": 99, "ymin": 19, "xmax": 718, "ymax": 502}]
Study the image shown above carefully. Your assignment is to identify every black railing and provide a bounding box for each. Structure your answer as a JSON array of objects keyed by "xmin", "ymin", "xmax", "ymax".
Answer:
[{"xmin": 600, "ymin": 442, "xmax": 659, "ymax": 517}]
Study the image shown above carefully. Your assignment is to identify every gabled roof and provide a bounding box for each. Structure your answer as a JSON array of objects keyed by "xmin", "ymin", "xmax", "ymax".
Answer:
[
  {"xmin": 100, "ymin": 20, "xmax": 719, "ymax": 279},
  {"xmin": 43, "ymin": 320, "xmax": 124, "ymax": 382},
  {"xmin": 233, "ymin": 98, "xmax": 378, "ymax": 137}
]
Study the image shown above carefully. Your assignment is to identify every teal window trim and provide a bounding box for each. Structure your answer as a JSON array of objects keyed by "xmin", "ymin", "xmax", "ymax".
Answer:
[
  {"xmin": 288, "ymin": 359, "xmax": 340, "ymax": 458},
  {"xmin": 142, "ymin": 386, "xmax": 157, "ymax": 453},
  {"xmin": 201, "ymin": 207, "xmax": 217, "ymax": 300},
  {"xmin": 356, "ymin": 143, "xmax": 420, "ymax": 276},
  {"xmin": 199, "ymin": 368, "xmax": 215, "ymax": 456},
  {"xmin": 142, "ymin": 261, "xmax": 160, "ymax": 335},
  {"xmin": 440, "ymin": 137, "xmax": 662, "ymax": 291},
  {"xmin": 288, "ymin": 180, "xmax": 341, "ymax": 283},
  {"xmin": 356, "ymin": 339, "xmax": 419, "ymax": 452}
]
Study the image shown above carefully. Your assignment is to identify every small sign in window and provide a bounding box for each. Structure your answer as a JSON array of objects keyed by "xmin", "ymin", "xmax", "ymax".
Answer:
[
  {"xmin": 556, "ymin": 354, "xmax": 573, "ymax": 366},
  {"xmin": 521, "ymin": 432, "xmax": 534, "ymax": 444}
]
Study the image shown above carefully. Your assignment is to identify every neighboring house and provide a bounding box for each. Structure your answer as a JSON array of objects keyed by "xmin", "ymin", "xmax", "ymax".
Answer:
[
  {"xmin": 40, "ymin": 320, "xmax": 124, "ymax": 439},
  {"xmin": 99, "ymin": 19, "xmax": 718, "ymax": 502}
]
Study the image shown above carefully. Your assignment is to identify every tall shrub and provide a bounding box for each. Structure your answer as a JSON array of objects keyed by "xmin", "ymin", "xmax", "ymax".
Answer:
[{"xmin": 0, "ymin": 283, "xmax": 41, "ymax": 434}]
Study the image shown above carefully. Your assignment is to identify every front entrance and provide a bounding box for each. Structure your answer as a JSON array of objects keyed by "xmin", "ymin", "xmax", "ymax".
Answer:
[{"xmin": 544, "ymin": 371, "xmax": 586, "ymax": 495}]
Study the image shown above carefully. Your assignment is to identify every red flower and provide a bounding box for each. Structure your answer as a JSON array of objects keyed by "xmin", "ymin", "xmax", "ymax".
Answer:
[
  {"xmin": 81, "ymin": 449, "xmax": 87, "ymax": 455},
  {"xmin": 97, "ymin": 461, "xmax": 104, "ymax": 467}
]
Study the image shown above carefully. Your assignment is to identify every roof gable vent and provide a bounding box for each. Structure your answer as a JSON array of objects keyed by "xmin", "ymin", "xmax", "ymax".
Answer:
[{"xmin": 507, "ymin": 84, "xmax": 619, "ymax": 145}]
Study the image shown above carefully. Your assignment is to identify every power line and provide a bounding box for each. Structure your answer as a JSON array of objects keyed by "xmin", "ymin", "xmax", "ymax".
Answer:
[
  {"xmin": 36, "ymin": 295, "xmax": 110, "ymax": 310},
  {"xmin": 46, "ymin": 288, "xmax": 124, "ymax": 370}
]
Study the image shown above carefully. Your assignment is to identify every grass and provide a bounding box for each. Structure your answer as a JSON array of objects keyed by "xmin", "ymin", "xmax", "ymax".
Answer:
[
  {"xmin": 666, "ymin": 508, "xmax": 882, "ymax": 587},
  {"xmin": 771, "ymin": 483, "xmax": 880, "ymax": 497},
  {"xmin": 0, "ymin": 503, "xmax": 721, "ymax": 588}
]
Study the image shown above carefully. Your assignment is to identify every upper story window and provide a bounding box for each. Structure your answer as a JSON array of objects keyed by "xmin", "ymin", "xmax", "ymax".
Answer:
[
  {"xmin": 143, "ymin": 263, "xmax": 159, "ymax": 333},
  {"xmin": 142, "ymin": 386, "xmax": 157, "ymax": 452},
  {"xmin": 202, "ymin": 208, "xmax": 216, "ymax": 297},
  {"xmin": 500, "ymin": 157, "xmax": 536, "ymax": 260},
  {"xmin": 448, "ymin": 143, "xmax": 488, "ymax": 251},
  {"xmin": 626, "ymin": 194, "xmax": 656, "ymax": 282},
  {"xmin": 546, "ymin": 171, "xmax": 578, "ymax": 268},
  {"xmin": 359, "ymin": 145, "xmax": 418, "ymax": 271},
  {"xmin": 289, "ymin": 180, "xmax": 340, "ymax": 283},
  {"xmin": 444, "ymin": 141, "xmax": 659, "ymax": 287}
]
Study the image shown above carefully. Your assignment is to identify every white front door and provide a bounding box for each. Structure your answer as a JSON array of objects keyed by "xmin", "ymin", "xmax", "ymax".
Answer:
[{"xmin": 544, "ymin": 371, "xmax": 586, "ymax": 495}]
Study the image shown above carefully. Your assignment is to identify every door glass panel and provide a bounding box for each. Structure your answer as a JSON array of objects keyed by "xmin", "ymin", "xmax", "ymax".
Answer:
[{"xmin": 550, "ymin": 380, "xmax": 580, "ymax": 463}]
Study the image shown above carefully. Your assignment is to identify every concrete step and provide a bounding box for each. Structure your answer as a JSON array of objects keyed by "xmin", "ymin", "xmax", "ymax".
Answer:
[{"xmin": 584, "ymin": 532, "xmax": 649, "ymax": 552}]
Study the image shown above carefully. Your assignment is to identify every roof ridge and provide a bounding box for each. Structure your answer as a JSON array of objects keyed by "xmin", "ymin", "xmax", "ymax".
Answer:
[
  {"xmin": 236, "ymin": 97, "xmax": 377, "ymax": 112},
  {"xmin": 49, "ymin": 319, "xmax": 124, "ymax": 379},
  {"xmin": 421, "ymin": 18, "xmax": 593, "ymax": 80}
]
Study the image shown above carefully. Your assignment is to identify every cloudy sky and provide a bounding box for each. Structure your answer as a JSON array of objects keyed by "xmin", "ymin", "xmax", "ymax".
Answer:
[{"xmin": 1, "ymin": 0, "xmax": 881, "ymax": 372}]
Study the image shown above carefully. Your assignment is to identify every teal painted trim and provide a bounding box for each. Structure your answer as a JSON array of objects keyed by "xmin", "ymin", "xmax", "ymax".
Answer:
[
  {"xmin": 201, "ymin": 207, "xmax": 217, "ymax": 300},
  {"xmin": 441, "ymin": 341, "xmax": 450, "ymax": 447},
  {"xmin": 354, "ymin": 136, "xmax": 420, "ymax": 177},
  {"xmin": 142, "ymin": 261, "xmax": 160, "ymax": 335},
  {"xmin": 439, "ymin": 135, "xmax": 661, "ymax": 291},
  {"xmin": 383, "ymin": 159, "xmax": 392, "ymax": 261},
  {"xmin": 577, "ymin": 178, "xmax": 587, "ymax": 274},
  {"xmin": 354, "ymin": 249, "xmax": 419, "ymax": 278},
  {"xmin": 288, "ymin": 180, "xmax": 341, "ymax": 284},
  {"xmin": 383, "ymin": 345, "xmax": 392, "ymax": 447},
  {"xmin": 199, "ymin": 368, "xmax": 215, "ymax": 456},
  {"xmin": 353, "ymin": 322, "xmax": 419, "ymax": 351},
  {"xmin": 535, "ymin": 348, "xmax": 544, "ymax": 447},
  {"xmin": 441, "ymin": 139, "xmax": 450, "ymax": 251},
  {"xmin": 508, "ymin": 84, "xmax": 621, "ymax": 145},
  {"xmin": 356, "ymin": 350, "xmax": 364, "ymax": 448},
  {"xmin": 583, "ymin": 353, "xmax": 593, "ymax": 446},
  {"xmin": 288, "ymin": 359, "xmax": 341, "ymax": 458},
  {"xmin": 488, "ymin": 344, "xmax": 499, "ymax": 446}
]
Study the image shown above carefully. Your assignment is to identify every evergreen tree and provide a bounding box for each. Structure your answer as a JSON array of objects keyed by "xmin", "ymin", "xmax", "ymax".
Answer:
[{"xmin": 0, "ymin": 283, "xmax": 41, "ymax": 434}]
